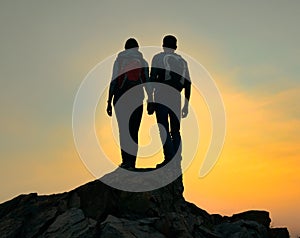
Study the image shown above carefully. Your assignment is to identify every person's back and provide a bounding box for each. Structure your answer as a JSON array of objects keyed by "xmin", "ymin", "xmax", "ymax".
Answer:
[
  {"xmin": 147, "ymin": 35, "xmax": 191, "ymax": 168},
  {"xmin": 150, "ymin": 51, "xmax": 188, "ymax": 92},
  {"xmin": 110, "ymin": 47, "xmax": 148, "ymax": 106},
  {"xmin": 107, "ymin": 38, "xmax": 149, "ymax": 169}
]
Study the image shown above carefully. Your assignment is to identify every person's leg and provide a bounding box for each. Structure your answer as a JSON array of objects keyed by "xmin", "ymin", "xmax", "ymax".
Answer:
[
  {"xmin": 115, "ymin": 106, "xmax": 133, "ymax": 168},
  {"xmin": 168, "ymin": 96, "xmax": 183, "ymax": 173},
  {"xmin": 128, "ymin": 105, "xmax": 143, "ymax": 168},
  {"xmin": 155, "ymin": 104, "xmax": 174, "ymax": 162},
  {"xmin": 169, "ymin": 104, "xmax": 181, "ymax": 156}
]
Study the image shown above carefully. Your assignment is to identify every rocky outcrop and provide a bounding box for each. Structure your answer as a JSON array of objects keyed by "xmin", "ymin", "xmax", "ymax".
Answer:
[{"xmin": 0, "ymin": 170, "xmax": 289, "ymax": 238}]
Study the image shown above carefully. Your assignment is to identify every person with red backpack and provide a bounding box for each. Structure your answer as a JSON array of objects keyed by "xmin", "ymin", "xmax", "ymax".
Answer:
[
  {"xmin": 106, "ymin": 38, "xmax": 149, "ymax": 170},
  {"xmin": 147, "ymin": 35, "xmax": 191, "ymax": 169}
]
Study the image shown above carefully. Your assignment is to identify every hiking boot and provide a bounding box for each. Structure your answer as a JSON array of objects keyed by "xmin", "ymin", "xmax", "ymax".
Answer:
[
  {"xmin": 155, "ymin": 160, "xmax": 170, "ymax": 169},
  {"xmin": 119, "ymin": 163, "xmax": 135, "ymax": 171}
]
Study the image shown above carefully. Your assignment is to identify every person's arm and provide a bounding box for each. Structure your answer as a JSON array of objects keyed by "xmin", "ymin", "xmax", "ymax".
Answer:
[
  {"xmin": 107, "ymin": 80, "xmax": 116, "ymax": 104},
  {"xmin": 147, "ymin": 57, "xmax": 158, "ymax": 114},
  {"xmin": 182, "ymin": 62, "xmax": 191, "ymax": 118},
  {"xmin": 142, "ymin": 60, "xmax": 152, "ymax": 101},
  {"xmin": 107, "ymin": 59, "xmax": 119, "ymax": 116}
]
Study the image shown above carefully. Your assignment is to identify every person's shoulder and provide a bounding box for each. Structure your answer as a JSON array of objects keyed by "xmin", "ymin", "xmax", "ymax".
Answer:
[
  {"xmin": 173, "ymin": 52, "xmax": 184, "ymax": 59},
  {"xmin": 174, "ymin": 52, "xmax": 188, "ymax": 65},
  {"xmin": 115, "ymin": 50, "xmax": 125, "ymax": 61},
  {"xmin": 151, "ymin": 52, "xmax": 164, "ymax": 63},
  {"xmin": 117, "ymin": 50, "xmax": 126, "ymax": 57},
  {"xmin": 153, "ymin": 52, "xmax": 165, "ymax": 58}
]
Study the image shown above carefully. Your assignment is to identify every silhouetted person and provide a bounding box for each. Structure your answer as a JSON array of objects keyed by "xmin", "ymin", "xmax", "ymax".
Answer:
[
  {"xmin": 107, "ymin": 38, "xmax": 149, "ymax": 169},
  {"xmin": 147, "ymin": 35, "xmax": 191, "ymax": 168}
]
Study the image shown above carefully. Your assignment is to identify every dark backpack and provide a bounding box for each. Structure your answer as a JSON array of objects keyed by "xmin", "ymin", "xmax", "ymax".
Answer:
[{"xmin": 117, "ymin": 58, "xmax": 145, "ymax": 90}]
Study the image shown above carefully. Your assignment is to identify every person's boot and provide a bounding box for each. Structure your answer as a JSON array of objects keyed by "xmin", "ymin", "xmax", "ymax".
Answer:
[
  {"xmin": 156, "ymin": 159, "xmax": 170, "ymax": 169},
  {"xmin": 120, "ymin": 156, "xmax": 136, "ymax": 171},
  {"xmin": 119, "ymin": 162, "xmax": 135, "ymax": 171}
]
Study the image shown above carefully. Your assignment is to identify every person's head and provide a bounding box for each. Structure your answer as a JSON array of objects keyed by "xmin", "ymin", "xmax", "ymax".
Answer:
[
  {"xmin": 125, "ymin": 38, "xmax": 139, "ymax": 50},
  {"xmin": 162, "ymin": 35, "xmax": 177, "ymax": 51}
]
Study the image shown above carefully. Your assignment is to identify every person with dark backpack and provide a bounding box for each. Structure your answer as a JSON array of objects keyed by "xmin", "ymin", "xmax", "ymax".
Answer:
[
  {"xmin": 107, "ymin": 38, "xmax": 149, "ymax": 169},
  {"xmin": 147, "ymin": 35, "xmax": 191, "ymax": 168}
]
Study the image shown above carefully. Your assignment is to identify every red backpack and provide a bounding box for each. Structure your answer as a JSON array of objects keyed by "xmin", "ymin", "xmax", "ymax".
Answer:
[{"xmin": 117, "ymin": 58, "xmax": 145, "ymax": 89}]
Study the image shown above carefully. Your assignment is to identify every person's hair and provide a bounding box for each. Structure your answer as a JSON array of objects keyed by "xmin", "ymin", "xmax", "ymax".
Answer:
[
  {"xmin": 125, "ymin": 38, "xmax": 139, "ymax": 49},
  {"xmin": 163, "ymin": 35, "xmax": 177, "ymax": 50}
]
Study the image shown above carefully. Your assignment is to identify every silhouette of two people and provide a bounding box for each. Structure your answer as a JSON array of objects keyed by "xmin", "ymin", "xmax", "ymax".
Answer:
[{"xmin": 107, "ymin": 35, "xmax": 191, "ymax": 170}]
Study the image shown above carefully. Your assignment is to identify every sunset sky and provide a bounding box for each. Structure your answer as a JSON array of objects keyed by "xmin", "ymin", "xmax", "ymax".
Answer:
[{"xmin": 1, "ymin": 1, "xmax": 299, "ymax": 237}]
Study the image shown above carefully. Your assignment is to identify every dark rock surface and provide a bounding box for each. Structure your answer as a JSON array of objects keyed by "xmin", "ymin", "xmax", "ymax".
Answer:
[{"xmin": 0, "ymin": 171, "xmax": 289, "ymax": 238}]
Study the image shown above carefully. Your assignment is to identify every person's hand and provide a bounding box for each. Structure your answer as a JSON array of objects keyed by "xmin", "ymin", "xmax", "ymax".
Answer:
[
  {"xmin": 106, "ymin": 102, "xmax": 112, "ymax": 117},
  {"xmin": 182, "ymin": 105, "xmax": 188, "ymax": 118},
  {"xmin": 147, "ymin": 102, "xmax": 155, "ymax": 115}
]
